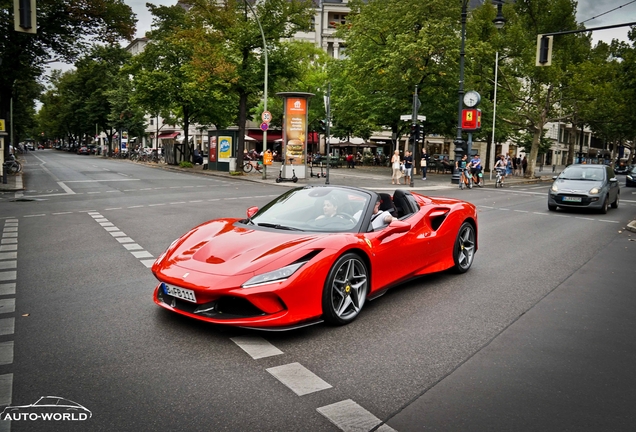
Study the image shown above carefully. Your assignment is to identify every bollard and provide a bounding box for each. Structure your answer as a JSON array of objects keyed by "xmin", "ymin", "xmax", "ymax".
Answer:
[{"xmin": 552, "ymin": 164, "xmax": 556, "ymax": 172}]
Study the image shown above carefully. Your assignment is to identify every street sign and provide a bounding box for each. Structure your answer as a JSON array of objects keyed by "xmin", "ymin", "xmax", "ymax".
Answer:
[
  {"xmin": 461, "ymin": 109, "xmax": 481, "ymax": 131},
  {"xmin": 400, "ymin": 115, "xmax": 426, "ymax": 122},
  {"xmin": 261, "ymin": 111, "xmax": 272, "ymax": 123},
  {"xmin": 260, "ymin": 122, "xmax": 269, "ymax": 131}
]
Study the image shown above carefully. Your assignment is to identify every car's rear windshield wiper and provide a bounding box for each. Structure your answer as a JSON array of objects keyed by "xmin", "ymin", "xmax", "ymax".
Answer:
[{"xmin": 256, "ymin": 223, "xmax": 302, "ymax": 231}]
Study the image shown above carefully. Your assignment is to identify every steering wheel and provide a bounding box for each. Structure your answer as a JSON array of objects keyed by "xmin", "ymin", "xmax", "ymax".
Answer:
[{"xmin": 335, "ymin": 213, "xmax": 357, "ymax": 224}]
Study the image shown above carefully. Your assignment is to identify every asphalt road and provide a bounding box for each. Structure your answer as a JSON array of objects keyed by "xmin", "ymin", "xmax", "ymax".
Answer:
[{"xmin": 0, "ymin": 150, "xmax": 635, "ymax": 432}]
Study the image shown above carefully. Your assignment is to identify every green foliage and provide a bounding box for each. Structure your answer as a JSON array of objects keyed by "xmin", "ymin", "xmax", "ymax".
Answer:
[{"xmin": 179, "ymin": 161, "xmax": 194, "ymax": 168}]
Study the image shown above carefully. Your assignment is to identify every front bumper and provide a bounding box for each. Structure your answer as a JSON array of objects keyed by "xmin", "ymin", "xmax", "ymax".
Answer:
[{"xmin": 548, "ymin": 193, "xmax": 602, "ymax": 209}]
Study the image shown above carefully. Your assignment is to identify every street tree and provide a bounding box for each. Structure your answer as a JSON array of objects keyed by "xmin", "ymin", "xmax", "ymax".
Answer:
[
  {"xmin": 187, "ymin": 0, "xmax": 315, "ymax": 166},
  {"xmin": 334, "ymin": 0, "xmax": 461, "ymax": 152},
  {"xmin": 0, "ymin": 0, "xmax": 135, "ymax": 155}
]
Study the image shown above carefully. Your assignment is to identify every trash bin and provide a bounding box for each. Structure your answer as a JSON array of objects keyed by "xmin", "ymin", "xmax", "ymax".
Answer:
[{"xmin": 229, "ymin": 158, "xmax": 237, "ymax": 172}]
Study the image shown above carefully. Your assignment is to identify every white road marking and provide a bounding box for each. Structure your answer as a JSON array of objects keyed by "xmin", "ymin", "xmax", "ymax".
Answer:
[
  {"xmin": 52, "ymin": 212, "xmax": 73, "ymax": 215},
  {"xmin": 99, "ymin": 222, "xmax": 115, "ymax": 227},
  {"xmin": 0, "ymin": 299, "xmax": 15, "ymax": 314},
  {"xmin": 104, "ymin": 226, "xmax": 120, "ymax": 232},
  {"xmin": 2, "ymin": 228, "xmax": 17, "ymax": 233},
  {"xmin": 140, "ymin": 259, "xmax": 155, "ymax": 268},
  {"xmin": 131, "ymin": 251, "xmax": 153, "ymax": 259},
  {"xmin": 57, "ymin": 181, "xmax": 76, "ymax": 194},
  {"xmin": 598, "ymin": 219, "xmax": 619, "ymax": 223},
  {"xmin": 64, "ymin": 178, "xmax": 139, "ymax": 183},
  {"xmin": 0, "ymin": 373, "xmax": 13, "ymax": 406},
  {"xmin": 148, "ymin": 203, "xmax": 165, "ymax": 207},
  {"xmin": 0, "ymin": 284, "xmax": 15, "ymax": 296},
  {"xmin": 266, "ymin": 362, "xmax": 332, "ymax": 396},
  {"xmin": 123, "ymin": 244, "xmax": 143, "ymax": 251},
  {"xmin": 23, "ymin": 214, "xmax": 45, "ymax": 218},
  {"xmin": 0, "ymin": 272, "xmax": 16, "ymax": 282},
  {"xmin": 110, "ymin": 232, "xmax": 127, "ymax": 237},
  {"xmin": 0, "ymin": 253, "xmax": 17, "ymax": 260},
  {"xmin": 317, "ymin": 399, "xmax": 396, "ymax": 432},
  {"xmin": 231, "ymin": 336, "xmax": 284, "ymax": 359},
  {"xmin": 0, "ymin": 245, "xmax": 17, "ymax": 252},
  {"xmin": 1, "ymin": 233, "xmax": 17, "ymax": 238},
  {"xmin": 0, "ymin": 262, "xmax": 16, "ymax": 271},
  {"xmin": 116, "ymin": 237, "xmax": 135, "ymax": 244},
  {"xmin": 104, "ymin": 207, "xmax": 122, "ymax": 210},
  {"xmin": 575, "ymin": 217, "xmax": 595, "ymax": 221},
  {"xmin": 0, "ymin": 318, "xmax": 14, "ymax": 336},
  {"xmin": 0, "ymin": 342, "xmax": 14, "ymax": 366},
  {"xmin": 0, "ymin": 240, "xmax": 16, "ymax": 245},
  {"xmin": 127, "ymin": 205, "xmax": 143, "ymax": 209},
  {"xmin": 94, "ymin": 218, "xmax": 109, "ymax": 222}
]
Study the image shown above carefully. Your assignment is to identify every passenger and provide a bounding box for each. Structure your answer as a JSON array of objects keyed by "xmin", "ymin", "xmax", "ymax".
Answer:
[
  {"xmin": 370, "ymin": 196, "xmax": 393, "ymax": 230},
  {"xmin": 316, "ymin": 198, "xmax": 339, "ymax": 220}
]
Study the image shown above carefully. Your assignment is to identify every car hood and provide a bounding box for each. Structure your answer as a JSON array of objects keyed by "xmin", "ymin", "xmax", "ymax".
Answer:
[
  {"xmin": 553, "ymin": 178, "xmax": 603, "ymax": 192},
  {"xmin": 160, "ymin": 219, "xmax": 325, "ymax": 276}
]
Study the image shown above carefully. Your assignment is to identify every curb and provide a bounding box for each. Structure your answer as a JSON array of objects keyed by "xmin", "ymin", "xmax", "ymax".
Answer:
[{"xmin": 627, "ymin": 220, "xmax": 636, "ymax": 234}]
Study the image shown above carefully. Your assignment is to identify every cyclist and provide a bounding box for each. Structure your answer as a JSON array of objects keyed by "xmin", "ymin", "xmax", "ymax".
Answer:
[
  {"xmin": 456, "ymin": 154, "xmax": 470, "ymax": 188},
  {"xmin": 494, "ymin": 154, "xmax": 507, "ymax": 186},
  {"xmin": 467, "ymin": 153, "xmax": 483, "ymax": 187}
]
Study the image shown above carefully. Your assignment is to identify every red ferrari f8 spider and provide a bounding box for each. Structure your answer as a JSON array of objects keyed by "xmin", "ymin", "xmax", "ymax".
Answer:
[{"xmin": 152, "ymin": 186, "xmax": 477, "ymax": 330}]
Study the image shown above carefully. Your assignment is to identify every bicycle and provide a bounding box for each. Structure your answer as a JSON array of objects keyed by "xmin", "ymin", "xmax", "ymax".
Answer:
[
  {"xmin": 3, "ymin": 155, "xmax": 22, "ymax": 174},
  {"xmin": 242, "ymin": 160, "xmax": 263, "ymax": 173},
  {"xmin": 495, "ymin": 167, "xmax": 506, "ymax": 188},
  {"xmin": 470, "ymin": 169, "xmax": 484, "ymax": 188},
  {"xmin": 459, "ymin": 168, "xmax": 472, "ymax": 189}
]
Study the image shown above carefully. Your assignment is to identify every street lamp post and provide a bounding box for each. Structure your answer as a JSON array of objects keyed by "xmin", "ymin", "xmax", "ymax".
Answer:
[
  {"xmin": 452, "ymin": 0, "xmax": 505, "ymax": 184},
  {"xmin": 489, "ymin": 1, "xmax": 506, "ymax": 179},
  {"xmin": 451, "ymin": 0, "xmax": 469, "ymax": 184},
  {"xmin": 244, "ymin": 1, "xmax": 268, "ymax": 179}
]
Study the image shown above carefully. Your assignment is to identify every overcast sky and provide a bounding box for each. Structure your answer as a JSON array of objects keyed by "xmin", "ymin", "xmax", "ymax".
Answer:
[{"xmin": 127, "ymin": 1, "xmax": 636, "ymax": 44}]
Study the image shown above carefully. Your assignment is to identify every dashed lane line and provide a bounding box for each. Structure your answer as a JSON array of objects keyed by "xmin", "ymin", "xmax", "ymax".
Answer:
[
  {"xmin": 317, "ymin": 399, "xmax": 397, "ymax": 432},
  {"xmin": 266, "ymin": 362, "xmax": 333, "ymax": 396},
  {"xmin": 88, "ymin": 212, "xmax": 155, "ymax": 268},
  {"xmin": 231, "ymin": 336, "xmax": 283, "ymax": 359}
]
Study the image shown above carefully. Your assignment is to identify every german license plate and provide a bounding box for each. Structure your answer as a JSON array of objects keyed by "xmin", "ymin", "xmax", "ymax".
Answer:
[
  {"xmin": 163, "ymin": 284, "xmax": 197, "ymax": 303},
  {"xmin": 562, "ymin": 196, "xmax": 582, "ymax": 202}
]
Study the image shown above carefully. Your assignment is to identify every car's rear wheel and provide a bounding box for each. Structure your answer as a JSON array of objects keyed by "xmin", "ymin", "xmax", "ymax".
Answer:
[
  {"xmin": 611, "ymin": 193, "xmax": 619, "ymax": 209},
  {"xmin": 452, "ymin": 222, "xmax": 476, "ymax": 274},
  {"xmin": 322, "ymin": 253, "xmax": 368, "ymax": 325}
]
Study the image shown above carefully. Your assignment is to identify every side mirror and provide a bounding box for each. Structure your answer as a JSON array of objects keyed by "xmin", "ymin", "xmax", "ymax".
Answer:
[
  {"xmin": 377, "ymin": 219, "xmax": 409, "ymax": 240},
  {"xmin": 552, "ymin": 176, "xmax": 558, "ymax": 181},
  {"xmin": 246, "ymin": 206, "xmax": 259, "ymax": 218},
  {"xmin": 609, "ymin": 177, "xmax": 618, "ymax": 183}
]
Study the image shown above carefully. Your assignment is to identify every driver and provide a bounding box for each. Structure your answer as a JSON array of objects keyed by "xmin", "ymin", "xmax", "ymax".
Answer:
[{"xmin": 316, "ymin": 198, "xmax": 339, "ymax": 220}]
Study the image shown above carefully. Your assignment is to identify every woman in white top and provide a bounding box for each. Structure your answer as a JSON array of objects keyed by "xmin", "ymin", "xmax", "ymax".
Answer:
[{"xmin": 391, "ymin": 150, "xmax": 402, "ymax": 185}]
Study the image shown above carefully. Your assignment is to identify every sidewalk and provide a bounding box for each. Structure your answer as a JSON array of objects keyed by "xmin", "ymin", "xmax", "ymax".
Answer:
[{"xmin": 0, "ymin": 171, "xmax": 23, "ymax": 192}]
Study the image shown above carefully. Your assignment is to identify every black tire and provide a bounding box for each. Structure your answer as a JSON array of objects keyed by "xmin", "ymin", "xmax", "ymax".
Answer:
[
  {"xmin": 452, "ymin": 222, "xmax": 476, "ymax": 274},
  {"xmin": 322, "ymin": 253, "xmax": 368, "ymax": 325},
  {"xmin": 600, "ymin": 196, "xmax": 609, "ymax": 214},
  {"xmin": 275, "ymin": 177, "xmax": 281, "ymax": 183},
  {"xmin": 243, "ymin": 162, "xmax": 253, "ymax": 173},
  {"xmin": 292, "ymin": 177, "xmax": 298, "ymax": 183},
  {"xmin": 611, "ymin": 193, "xmax": 619, "ymax": 209}
]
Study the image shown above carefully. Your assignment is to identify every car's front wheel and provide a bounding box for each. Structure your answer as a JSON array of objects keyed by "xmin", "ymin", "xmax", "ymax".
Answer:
[
  {"xmin": 601, "ymin": 196, "xmax": 609, "ymax": 214},
  {"xmin": 322, "ymin": 253, "xmax": 368, "ymax": 325},
  {"xmin": 452, "ymin": 222, "xmax": 476, "ymax": 274}
]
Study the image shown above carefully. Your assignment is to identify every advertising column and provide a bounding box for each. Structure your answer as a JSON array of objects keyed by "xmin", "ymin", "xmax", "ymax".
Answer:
[{"xmin": 277, "ymin": 92, "xmax": 314, "ymax": 179}]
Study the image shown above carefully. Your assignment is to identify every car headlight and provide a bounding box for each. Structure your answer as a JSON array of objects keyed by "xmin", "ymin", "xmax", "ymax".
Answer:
[
  {"xmin": 628, "ymin": 175, "xmax": 633, "ymax": 181},
  {"xmin": 242, "ymin": 262, "xmax": 306, "ymax": 288},
  {"xmin": 589, "ymin": 187, "xmax": 600, "ymax": 194},
  {"xmin": 551, "ymin": 184, "xmax": 559, "ymax": 192}
]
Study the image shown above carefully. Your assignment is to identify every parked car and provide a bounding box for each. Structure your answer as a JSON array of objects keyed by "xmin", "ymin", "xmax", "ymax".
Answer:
[
  {"xmin": 37, "ymin": 144, "xmax": 44, "ymax": 149},
  {"xmin": 626, "ymin": 166, "xmax": 636, "ymax": 187},
  {"xmin": 548, "ymin": 164, "xmax": 620, "ymax": 213},
  {"xmin": 77, "ymin": 146, "xmax": 90, "ymax": 155},
  {"xmin": 26, "ymin": 143, "xmax": 35, "ymax": 151}
]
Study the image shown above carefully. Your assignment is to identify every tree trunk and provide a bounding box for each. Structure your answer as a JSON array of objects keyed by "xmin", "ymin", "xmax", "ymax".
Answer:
[
  {"xmin": 183, "ymin": 105, "xmax": 191, "ymax": 163},
  {"xmin": 525, "ymin": 126, "xmax": 542, "ymax": 178}
]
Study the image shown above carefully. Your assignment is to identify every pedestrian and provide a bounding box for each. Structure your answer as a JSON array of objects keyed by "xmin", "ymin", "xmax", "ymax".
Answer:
[
  {"xmin": 403, "ymin": 151, "xmax": 413, "ymax": 185},
  {"xmin": 522, "ymin": 156, "xmax": 528, "ymax": 175},
  {"xmin": 420, "ymin": 148, "xmax": 430, "ymax": 180},
  {"xmin": 391, "ymin": 150, "xmax": 402, "ymax": 185},
  {"xmin": 506, "ymin": 155, "xmax": 513, "ymax": 177}
]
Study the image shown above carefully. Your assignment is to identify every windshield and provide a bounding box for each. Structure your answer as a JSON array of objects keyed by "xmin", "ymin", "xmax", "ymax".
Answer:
[
  {"xmin": 247, "ymin": 187, "xmax": 371, "ymax": 233},
  {"xmin": 558, "ymin": 166, "xmax": 604, "ymax": 181}
]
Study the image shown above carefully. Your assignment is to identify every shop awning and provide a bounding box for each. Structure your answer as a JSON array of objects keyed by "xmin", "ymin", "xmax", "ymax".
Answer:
[{"xmin": 158, "ymin": 132, "xmax": 180, "ymax": 139}]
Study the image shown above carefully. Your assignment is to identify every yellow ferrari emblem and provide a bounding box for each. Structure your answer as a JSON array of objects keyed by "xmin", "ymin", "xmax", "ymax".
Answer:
[
  {"xmin": 364, "ymin": 238, "xmax": 372, "ymax": 248},
  {"xmin": 345, "ymin": 285, "xmax": 351, "ymax": 293}
]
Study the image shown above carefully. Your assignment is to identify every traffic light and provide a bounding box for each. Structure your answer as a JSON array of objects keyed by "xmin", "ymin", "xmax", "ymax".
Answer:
[
  {"xmin": 318, "ymin": 119, "xmax": 326, "ymax": 134},
  {"xmin": 410, "ymin": 124, "xmax": 420, "ymax": 142},
  {"xmin": 536, "ymin": 35, "xmax": 553, "ymax": 66}
]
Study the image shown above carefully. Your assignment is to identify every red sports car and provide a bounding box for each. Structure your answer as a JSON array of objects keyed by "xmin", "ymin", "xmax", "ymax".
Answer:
[{"xmin": 152, "ymin": 186, "xmax": 477, "ymax": 330}]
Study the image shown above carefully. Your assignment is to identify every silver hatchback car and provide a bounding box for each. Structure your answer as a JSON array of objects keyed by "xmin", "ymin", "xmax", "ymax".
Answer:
[{"xmin": 548, "ymin": 164, "xmax": 620, "ymax": 213}]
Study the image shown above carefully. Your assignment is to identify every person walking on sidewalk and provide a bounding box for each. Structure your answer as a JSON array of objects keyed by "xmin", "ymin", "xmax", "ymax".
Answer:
[
  {"xmin": 391, "ymin": 150, "xmax": 402, "ymax": 185},
  {"xmin": 420, "ymin": 148, "xmax": 430, "ymax": 180},
  {"xmin": 403, "ymin": 151, "xmax": 413, "ymax": 185}
]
